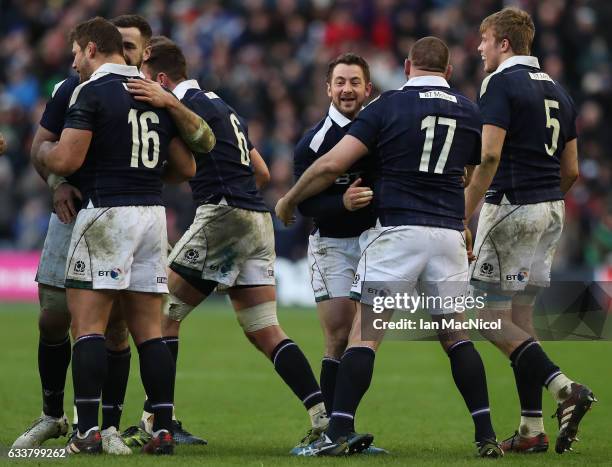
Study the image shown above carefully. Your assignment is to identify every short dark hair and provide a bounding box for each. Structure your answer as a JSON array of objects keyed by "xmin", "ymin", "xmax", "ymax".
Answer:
[
  {"xmin": 326, "ymin": 53, "xmax": 370, "ymax": 83},
  {"xmin": 69, "ymin": 17, "xmax": 123, "ymax": 56},
  {"xmin": 110, "ymin": 15, "xmax": 153, "ymax": 43},
  {"xmin": 148, "ymin": 35, "xmax": 175, "ymax": 49},
  {"xmin": 144, "ymin": 41, "xmax": 188, "ymax": 81},
  {"xmin": 409, "ymin": 36, "xmax": 449, "ymax": 73}
]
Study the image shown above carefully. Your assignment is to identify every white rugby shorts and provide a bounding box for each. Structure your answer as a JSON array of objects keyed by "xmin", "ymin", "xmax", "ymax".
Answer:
[
  {"xmin": 470, "ymin": 200, "xmax": 564, "ymax": 292},
  {"xmin": 307, "ymin": 232, "xmax": 361, "ymax": 302},
  {"xmin": 36, "ymin": 213, "xmax": 74, "ymax": 289},
  {"xmin": 168, "ymin": 204, "xmax": 275, "ymax": 288},
  {"xmin": 65, "ymin": 206, "xmax": 169, "ymax": 293},
  {"xmin": 350, "ymin": 223, "xmax": 469, "ymax": 315}
]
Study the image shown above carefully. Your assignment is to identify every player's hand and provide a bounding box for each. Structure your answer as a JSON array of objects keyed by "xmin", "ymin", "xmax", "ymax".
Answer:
[
  {"xmin": 275, "ymin": 196, "xmax": 296, "ymax": 226},
  {"xmin": 53, "ymin": 183, "xmax": 82, "ymax": 224},
  {"xmin": 0, "ymin": 132, "xmax": 6, "ymax": 155},
  {"xmin": 343, "ymin": 178, "xmax": 373, "ymax": 211},
  {"xmin": 464, "ymin": 226, "xmax": 476, "ymax": 264},
  {"xmin": 126, "ymin": 79, "xmax": 175, "ymax": 108}
]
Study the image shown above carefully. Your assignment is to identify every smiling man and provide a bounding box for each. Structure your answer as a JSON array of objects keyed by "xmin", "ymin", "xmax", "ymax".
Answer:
[{"xmin": 291, "ymin": 53, "xmax": 385, "ymax": 455}]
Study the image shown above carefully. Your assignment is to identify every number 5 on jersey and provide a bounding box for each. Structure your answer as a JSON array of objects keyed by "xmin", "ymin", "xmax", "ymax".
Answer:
[{"xmin": 128, "ymin": 109, "xmax": 160, "ymax": 168}]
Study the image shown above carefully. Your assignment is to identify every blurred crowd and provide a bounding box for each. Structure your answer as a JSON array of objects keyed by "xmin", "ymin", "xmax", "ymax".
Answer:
[{"xmin": 0, "ymin": 0, "xmax": 610, "ymax": 277}]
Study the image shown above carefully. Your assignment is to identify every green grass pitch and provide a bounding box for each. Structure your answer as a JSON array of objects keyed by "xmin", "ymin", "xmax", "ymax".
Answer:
[{"xmin": 0, "ymin": 302, "xmax": 609, "ymax": 465}]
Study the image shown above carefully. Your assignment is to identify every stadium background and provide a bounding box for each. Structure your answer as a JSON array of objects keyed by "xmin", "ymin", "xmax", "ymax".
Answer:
[{"xmin": 0, "ymin": 0, "xmax": 610, "ymax": 464}]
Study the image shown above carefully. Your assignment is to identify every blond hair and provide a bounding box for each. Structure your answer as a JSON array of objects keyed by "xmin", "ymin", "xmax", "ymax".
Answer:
[{"xmin": 480, "ymin": 7, "xmax": 535, "ymax": 55}]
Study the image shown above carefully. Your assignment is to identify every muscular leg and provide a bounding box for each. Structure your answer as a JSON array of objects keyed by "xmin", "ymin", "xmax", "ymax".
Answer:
[
  {"xmin": 316, "ymin": 298, "xmax": 355, "ymax": 414},
  {"xmin": 434, "ymin": 314, "xmax": 496, "ymax": 443},
  {"xmin": 326, "ymin": 303, "xmax": 386, "ymax": 441},
  {"xmin": 37, "ymin": 285, "xmax": 72, "ymax": 419},
  {"xmin": 101, "ymin": 301, "xmax": 131, "ymax": 431},
  {"xmin": 229, "ymin": 285, "xmax": 326, "ymax": 428},
  {"xmin": 509, "ymin": 290, "xmax": 545, "ymax": 437},
  {"xmin": 68, "ymin": 288, "xmax": 115, "ymax": 435},
  {"xmin": 122, "ymin": 291, "xmax": 175, "ymax": 434}
]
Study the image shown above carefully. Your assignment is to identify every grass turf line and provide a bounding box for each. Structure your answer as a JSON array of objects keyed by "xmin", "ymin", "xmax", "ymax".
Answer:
[{"xmin": 0, "ymin": 303, "xmax": 609, "ymax": 465}]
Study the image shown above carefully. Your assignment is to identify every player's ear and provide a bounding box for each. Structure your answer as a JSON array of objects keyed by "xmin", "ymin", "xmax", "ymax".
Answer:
[
  {"xmin": 364, "ymin": 81, "xmax": 373, "ymax": 97},
  {"xmin": 326, "ymin": 81, "xmax": 332, "ymax": 98},
  {"xmin": 86, "ymin": 41, "xmax": 96, "ymax": 58},
  {"xmin": 445, "ymin": 64, "xmax": 453, "ymax": 81},
  {"xmin": 404, "ymin": 58, "xmax": 411, "ymax": 78},
  {"xmin": 499, "ymin": 38, "xmax": 511, "ymax": 54}
]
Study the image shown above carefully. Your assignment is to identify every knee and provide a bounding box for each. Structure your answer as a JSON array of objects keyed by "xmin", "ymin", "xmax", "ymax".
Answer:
[
  {"xmin": 324, "ymin": 328, "xmax": 349, "ymax": 359},
  {"xmin": 105, "ymin": 319, "xmax": 130, "ymax": 351},
  {"xmin": 38, "ymin": 286, "xmax": 71, "ymax": 340}
]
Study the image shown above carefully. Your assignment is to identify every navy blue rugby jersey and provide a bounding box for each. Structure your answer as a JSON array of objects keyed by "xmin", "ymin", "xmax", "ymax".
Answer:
[
  {"xmin": 64, "ymin": 64, "xmax": 179, "ymax": 207},
  {"xmin": 40, "ymin": 75, "xmax": 81, "ymax": 187},
  {"xmin": 348, "ymin": 76, "xmax": 482, "ymax": 231},
  {"xmin": 294, "ymin": 103, "xmax": 376, "ymax": 238},
  {"xmin": 479, "ymin": 56, "xmax": 578, "ymax": 205},
  {"xmin": 173, "ymin": 80, "xmax": 268, "ymax": 212}
]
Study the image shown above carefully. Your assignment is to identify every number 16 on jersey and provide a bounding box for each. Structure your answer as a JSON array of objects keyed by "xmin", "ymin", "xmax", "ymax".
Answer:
[{"xmin": 128, "ymin": 109, "xmax": 161, "ymax": 168}]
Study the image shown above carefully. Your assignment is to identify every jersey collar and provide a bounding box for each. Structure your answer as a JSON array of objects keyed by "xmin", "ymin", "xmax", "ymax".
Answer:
[
  {"xmin": 402, "ymin": 76, "xmax": 450, "ymax": 88},
  {"xmin": 90, "ymin": 63, "xmax": 141, "ymax": 80},
  {"xmin": 495, "ymin": 55, "xmax": 540, "ymax": 73},
  {"xmin": 328, "ymin": 103, "xmax": 352, "ymax": 128},
  {"xmin": 172, "ymin": 79, "xmax": 201, "ymax": 100}
]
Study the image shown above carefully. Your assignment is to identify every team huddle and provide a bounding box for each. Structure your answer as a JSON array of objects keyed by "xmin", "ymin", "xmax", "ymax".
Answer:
[{"xmin": 5, "ymin": 6, "xmax": 596, "ymax": 459}]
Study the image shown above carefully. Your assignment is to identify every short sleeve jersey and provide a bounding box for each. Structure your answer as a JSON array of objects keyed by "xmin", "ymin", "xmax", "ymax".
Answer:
[
  {"xmin": 478, "ymin": 56, "xmax": 578, "ymax": 204},
  {"xmin": 174, "ymin": 80, "xmax": 268, "ymax": 212},
  {"xmin": 348, "ymin": 76, "xmax": 482, "ymax": 231},
  {"xmin": 64, "ymin": 64, "xmax": 179, "ymax": 207}
]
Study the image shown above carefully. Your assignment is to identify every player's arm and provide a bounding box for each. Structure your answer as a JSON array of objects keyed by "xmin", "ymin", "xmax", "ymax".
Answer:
[
  {"xmin": 162, "ymin": 137, "xmax": 197, "ymax": 184},
  {"xmin": 464, "ymin": 125, "xmax": 504, "ymax": 220},
  {"xmin": 560, "ymin": 138, "xmax": 578, "ymax": 194},
  {"xmin": 35, "ymin": 129, "xmax": 92, "ymax": 176},
  {"xmin": 0, "ymin": 132, "xmax": 6, "ymax": 155},
  {"xmin": 250, "ymin": 148, "xmax": 270, "ymax": 189},
  {"xmin": 127, "ymin": 79, "xmax": 215, "ymax": 154},
  {"xmin": 276, "ymin": 135, "xmax": 368, "ymax": 225}
]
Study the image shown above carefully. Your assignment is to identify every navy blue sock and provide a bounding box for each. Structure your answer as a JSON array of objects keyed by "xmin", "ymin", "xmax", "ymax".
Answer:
[
  {"xmin": 72, "ymin": 334, "xmax": 107, "ymax": 433},
  {"xmin": 327, "ymin": 347, "xmax": 375, "ymax": 441},
  {"xmin": 138, "ymin": 338, "xmax": 175, "ymax": 432},
  {"xmin": 320, "ymin": 357, "xmax": 340, "ymax": 414},
  {"xmin": 447, "ymin": 340, "xmax": 495, "ymax": 442},
  {"xmin": 102, "ymin": 347, "xmax": 130, "ymax": 430},
  {"xmin": 271, "ymin": 339, "xmax": 323, "ymax": 410},
  {"xmin": 39, "ymin": 335, "xmax": 71, "ymax": 418}
]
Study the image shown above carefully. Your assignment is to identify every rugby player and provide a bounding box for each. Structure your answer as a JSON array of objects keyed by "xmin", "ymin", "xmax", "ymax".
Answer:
[
  {"xmin": 465, "ymin": 7, "xmax": 595, "ymax": 454},
  {"xmin": 14, "ymin": 15, "xmax": 211, "ymax": 452},
  {"xmin": 277, "ymin": 37, "xmax": 502, "ymax": 458},
  {"xmin": 33, "ymin": 17, "xmax": 195, "ymax": 455},
  {"xmin": 127, "ymin": 39, "xmax": 329, "ymax": 449},
  {"xmin": 292, "ymin": 53, "xmax": 386, "ymax": 455}
]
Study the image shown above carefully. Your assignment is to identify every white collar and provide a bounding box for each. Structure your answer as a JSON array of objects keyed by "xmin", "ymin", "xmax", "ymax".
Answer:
[
  {"xmin": 495, "ymin": 55, "xmax": 540, "ymax": 73},
  {"xmin": 402, "ymin": 76, "xmax": 450, "ymax": 88},
  {"xmin": 172, "ymin": 79, "xmax": 201, "ymax": 100},
  {"xmin": 328, "ymin": 103, "xmax": 352, "ymax": 128},
  {"xmin": 90, "ymin": 63, "xmax": 141, "ymax": 80}
]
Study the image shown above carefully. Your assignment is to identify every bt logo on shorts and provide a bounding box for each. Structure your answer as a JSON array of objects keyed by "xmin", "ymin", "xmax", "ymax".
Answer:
[
  {"xmin": 73, "ymin": 260, "xmax": 86, "ymax": 274},
  {"xmin": 98, "ymin": 268, "xmax": 122, "ymax": 280},
  {"xmin": 506, "ymin": 270, "xmax": 529, "ymax": 282},
  {"xmin": 184, "ymin": 249, "xmax": 200, "ymax": 264}
]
